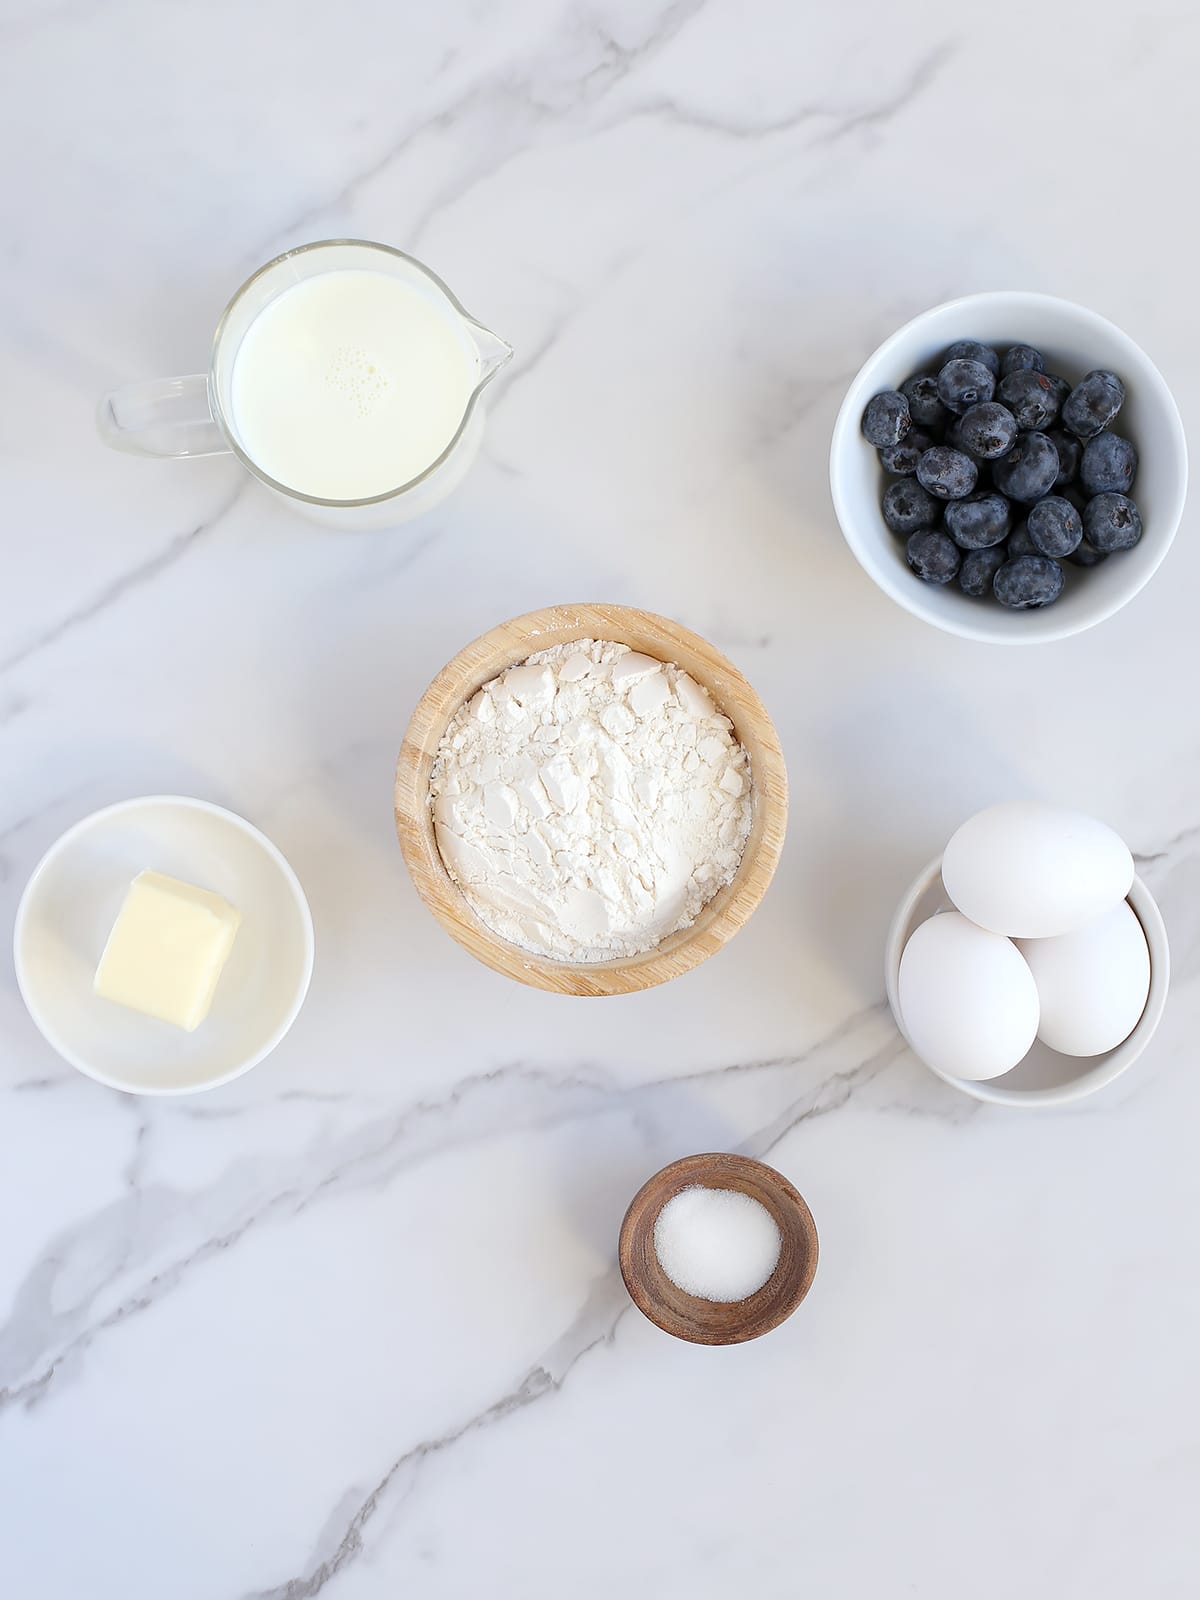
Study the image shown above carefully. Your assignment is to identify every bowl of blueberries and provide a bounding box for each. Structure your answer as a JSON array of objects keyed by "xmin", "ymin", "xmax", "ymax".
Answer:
[{"xmin": 829, "ymin": 292, "xmax": 1187, "ymax": 643}]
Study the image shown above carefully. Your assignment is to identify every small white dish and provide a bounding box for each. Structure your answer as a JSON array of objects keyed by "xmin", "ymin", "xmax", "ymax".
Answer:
[
  {"xmin": 14, "ymin": 796, "xmax": 314, "ymax": 1095},
  {"xmin": 829, "ymin": 291, "xmax": 1188, "ymax": 644},
  {"xmin": 885, "ymin": 857, "xmax": 1169, "ymax": 1107}
]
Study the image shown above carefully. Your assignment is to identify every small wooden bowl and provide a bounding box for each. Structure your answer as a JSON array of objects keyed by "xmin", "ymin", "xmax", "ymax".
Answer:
[
  {"xmin": 618, "ymin": 1153, "xmax": 819, "ymax": 1345},
  {"xmin": 394, "ymin": 603, "xmax": 788, "ymax": 996}
]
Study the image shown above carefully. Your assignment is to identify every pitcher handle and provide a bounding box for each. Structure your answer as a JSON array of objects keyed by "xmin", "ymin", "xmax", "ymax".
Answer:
[{"xmin": 97, "ymin": 375, "xmax": 230, "ymax": 458}]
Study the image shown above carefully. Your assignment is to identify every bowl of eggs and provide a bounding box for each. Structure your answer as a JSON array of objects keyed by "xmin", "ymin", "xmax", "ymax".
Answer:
[{"xmin": 885, "ymin": 802, "xmax": 1169, "ymax": 1107}]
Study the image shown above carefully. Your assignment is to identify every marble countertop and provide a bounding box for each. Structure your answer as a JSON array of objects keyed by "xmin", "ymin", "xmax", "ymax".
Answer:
[{"xmin": 3, "ymin": 2, "xmax": 1198, "ymax": 1594}]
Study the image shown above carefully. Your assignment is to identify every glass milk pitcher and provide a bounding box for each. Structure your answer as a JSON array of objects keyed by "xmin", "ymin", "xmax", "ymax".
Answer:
[{"xmin": 98, "ymin": 240, "xmax": 513, "ymax": 529}]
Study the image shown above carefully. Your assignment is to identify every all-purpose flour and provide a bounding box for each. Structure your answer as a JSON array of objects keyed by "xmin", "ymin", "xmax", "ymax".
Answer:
[{"xmin": 429, "ymin": 640, "xmax": 753, "ymax": 962}]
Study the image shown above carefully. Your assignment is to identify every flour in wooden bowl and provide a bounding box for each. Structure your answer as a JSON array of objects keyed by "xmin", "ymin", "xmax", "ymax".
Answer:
[{"xmin": 428, "ymin": 639, "xmax": 753, "ymax": 962}]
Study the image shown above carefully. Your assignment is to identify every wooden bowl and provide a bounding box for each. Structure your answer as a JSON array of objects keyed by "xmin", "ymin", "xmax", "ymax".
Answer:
[
  {"xmin": 618, "ymin": 1153, "xmax": 819, "ymax": 1344},
  {"xmin": 394, "ymin": 603, "xmax": 788, "ymax": 996}
]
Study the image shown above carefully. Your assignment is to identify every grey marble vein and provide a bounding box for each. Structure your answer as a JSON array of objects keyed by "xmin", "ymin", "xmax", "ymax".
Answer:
[
  {"xmin": 10, "ymin": 1074, "xmax": 74, "ymax": 1093},
  {"xmin": 2, "ymin": 820, "xmax": 1190, "ymax": 1419},
  {"xmin": 404, "ymin": 0, "xmax": 718, "ymax": 245},
  {"xmin": 415, "ymin": 33, "xmax": 956, "ymax": 395},
  {"xmin": 743, "ymin": 1034, "xmax": 914, "ymax": 1157},
  {"xmin": 811, "ymin": 38, "xmax": 959, "ymax": 147},
  {"xmin": 0, "ymin": 1177, "xmax": 284, "ymax": 1412},
  {"xmin": 0, "ymin": 481, "xmax": 245, "ymax": 677},
  {"xmin": 486, "ymin": 241, "xmax": 649, "ymax": 429},
  {"xmin": 235, "ymin": 1014, "xmax": 937, "ymax": 1599},
  {"xmin": 487, "ymin": 296, "xmax": 581, "ymax": 411},
  {"xmin": 0, "ymin": 1002, "xmax": 900, "ymax": 1414},
  {"xmin": 0, "ymin": 785, "xmax": 90, "ymax": 848},
  {"xmin": 604, "ymin": 36, "xmax": 955, "ymax": 152},
  {"xmin": 0, "ymin": 783, "xmax": 93, "ymax": 885},
  {"xmin": 261, "ymin": 0, "xmax": 711, "ymax": 261},
  {"xmin": 122, "ymin": 1113, "xmax": 151, "ymax": 1192},
  {"xmin": 241, "ymin": 1271, "xmax": 630, "ymax": 1600},
  {"xmin": 0, "ymin": 691, "xmax": 30, "ymax": 726},
  {"xmin": 621, "ymin": 94, "xmax": 825, "ymax": 144},
  {"xmin": 4, "ymin": 7, "xmax": 1199, "ymax": 1595},
  {"xmin": 1133, "ymin": 816, "xmax": 1200, "ymax": 866}
]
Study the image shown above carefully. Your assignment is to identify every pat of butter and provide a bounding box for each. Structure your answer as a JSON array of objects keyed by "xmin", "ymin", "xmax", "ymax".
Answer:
[{"xmin": 94, "ymin": 870, "xmax": 241, "ymax": 1032}]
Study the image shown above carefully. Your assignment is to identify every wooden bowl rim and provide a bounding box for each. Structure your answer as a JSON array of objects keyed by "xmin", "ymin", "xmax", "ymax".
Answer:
[
  {"xmin": 618, "ymin": 1152, "xmax": 819, "ymax": 1345},
  {"xmin": 393, "ymin": 603, "xmax": 789, "ymax": 996}
]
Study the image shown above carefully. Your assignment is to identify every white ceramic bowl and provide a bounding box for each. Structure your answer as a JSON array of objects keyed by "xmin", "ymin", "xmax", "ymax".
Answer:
[
  {"xmin": 885, "ymin": 857, "xmax": 1169, "ymax": 1107},
  {"xmin": 14, "ymin": 796, "xmax": 314, "ymax": 1094},
  {"xmin": 830, "ymin": 292, "xmax": 1188, "ymax": 643}
]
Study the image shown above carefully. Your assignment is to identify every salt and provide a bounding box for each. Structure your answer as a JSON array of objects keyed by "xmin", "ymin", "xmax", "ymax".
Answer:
[{"xmin": 652, "ymin": 1185, "xmax": 782, "ymax": 1303}]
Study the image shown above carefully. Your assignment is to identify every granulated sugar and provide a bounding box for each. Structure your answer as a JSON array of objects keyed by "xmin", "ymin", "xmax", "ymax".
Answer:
[
  {"xmin": 652, "ymin": 1185, "xmax": 782, "ymax": 1303},
  {"xmin": 428, "ymin": 639, "xmax": 752, "ymax": 962}
]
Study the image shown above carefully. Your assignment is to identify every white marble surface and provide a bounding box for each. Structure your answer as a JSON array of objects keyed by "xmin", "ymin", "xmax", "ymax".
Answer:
[{"xmin": 3, "ymin": 2, "xmax": 1199, "ymax": 1594}]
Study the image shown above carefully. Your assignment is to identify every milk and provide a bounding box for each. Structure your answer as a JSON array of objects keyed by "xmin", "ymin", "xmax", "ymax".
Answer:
[{"xmin": 229, "ymin": 269, "xmax": 481, "ymax": 501}]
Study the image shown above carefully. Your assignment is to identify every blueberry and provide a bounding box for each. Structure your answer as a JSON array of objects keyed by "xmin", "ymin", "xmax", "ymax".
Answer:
[
  {"xmin": 937, "ymin": 358, "xmax": 996, "ymax": 415},
  {"xmin": 1080, "ymin": 431, "xmax": 1138, "ymax": 496},
  {"xmin": 916, "ymin": 445, "xmax": 978, "ymax": 500},
  {"xmin": 944, "ymin": 491, "xmax": 1011, "ymax": 549},
  {"xmin": 1001, "ymin": 344, "xmax": 1045, "ymax": 376},
  {"xmin": 948, "ymin": 430, "xmax": 994, "ymax": 485},
  {"xmin": 1045, "ymin": 373, "xmax": 1072, "ymax": 409},
  {"xmin": 959, "ymin": 546, "xmax": 1007, "ymax": 598},
  {"xmin": 993, "ymin": 555, "xmax": 1066, "ymax": 609},
  {"xmin": 956, "ymin": 402, "xmax": 1019, "ymax": 459},
  {"xmin": 906, "ymin": 529, "xmax": 962, "ymax": 584},
  {"xmin": 882, "ymin": 478, "xmax": 940, "ymax": 536},
  {"xmin": 862, "ymin": 390, "xmax": 912, "ymax": 447},
  {"xmin": 1063, "ymin": 370, "xmax": 1125, "ymax": 439},
  {"xmin": 943, "ymin": 340, "xmax": 1001, "ymax": 378},
  {"xmin": 1048, "ymin": 429, "xmax": 1082, "ymax": 487},
  {"xmin": 1084, "ymin": 492, "xmax": 1142, "ymax": 552},
  {"xmin": 991, "ymin": 431, "xmax": 1060, "ymax": 503},
  {"xmin": 1069, "ymin": 536, "xmax": 1109, "ymax": 568},
  {"xmin": 997, "ymin": 370, "xmax": 1061, "ymax": 431},
  {"xmin": 1027, "ymin": 495, "xmax": 1083, "ymax": 558},
  {"xmin": 900, "ymin": 373, "xmax": 949, "ymax": 432},
  {"xmin": 945, "ymin": 415, "xmax": 970, "ymax": 454},
  {"xmin": 1006, "ymin": 521, "xmax": 1038, "ymax": 559},
  {"xmin": 879, "ymin": 430, "xmax": 933, "ymax": 475}
]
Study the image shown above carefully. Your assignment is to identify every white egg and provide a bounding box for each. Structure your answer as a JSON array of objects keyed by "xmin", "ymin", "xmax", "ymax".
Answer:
[
  {"xmin": 1017, "ymin": 901, "xmax": 1150, "ymax": 1057},
  {"xmin": 898, "ymin": 912, "xmax": 1040, "ymax": 1082},
  {"xmin": 942, "ymin": 801, "xmax": 1133, "ymax": 939}
]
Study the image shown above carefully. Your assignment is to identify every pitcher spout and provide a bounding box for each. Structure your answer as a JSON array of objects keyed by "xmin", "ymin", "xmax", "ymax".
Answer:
[{"xmin": 466, "ymin": 320, "xmax": 514, "ymax": 384}]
